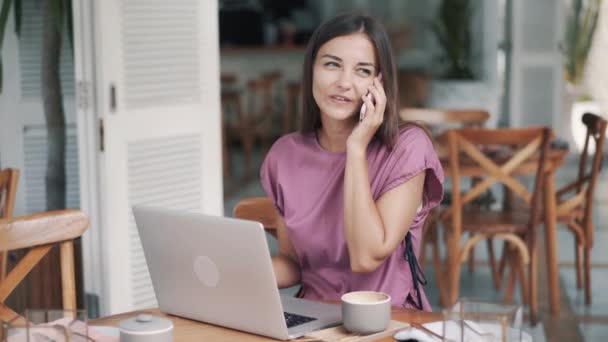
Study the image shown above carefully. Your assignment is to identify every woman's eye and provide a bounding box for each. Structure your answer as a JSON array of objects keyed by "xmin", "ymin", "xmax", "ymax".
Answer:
[
  {"xmin": 324, "ymin": 61, "xmax": 340, "ymax": 68},
  {"xmin": 357, "ymin": 69, "xmax": 372, "ymax": 76}
]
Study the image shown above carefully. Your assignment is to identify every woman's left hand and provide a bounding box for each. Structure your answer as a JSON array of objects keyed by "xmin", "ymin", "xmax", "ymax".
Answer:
[{"xmin": 346, "ymin": 76, "xmax": 386, "ymax": 154}]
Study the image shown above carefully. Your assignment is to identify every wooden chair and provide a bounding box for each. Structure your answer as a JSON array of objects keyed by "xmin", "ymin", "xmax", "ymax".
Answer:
[
  {"xmin": 402, "ymin": 110, "xmax": 490, "ymax": 298},
  {"xmin": 221, "ymin": 73, "xmax": 244, "ymax": 180},
  {"xmin": 555, "ymin": 112, "xmax": 607, "ymax": 305},
  {"xmin": 400, "ymin": 108, "xmax": 490, "ymax": 129},
  {"xmin": 0, "ymin": 210, "xmax": 89, "ymax": 325},
  {"xmin": 439, "ymin": 126, "xmax": 552, "ymax": 323},
  {"xmin": 233, "ymin": 197, "xmax": 280, "ymax": 239},
  {"xmin": 0, "ymin": 168, "xmax": 20, "ymax": 282},
  {"xmin": 282, "ymin": 81, "xmax": 301, "ymax": 135},
  {"xmin": 239, "ymin": 73, "xmax": 282, "ymax": 179},
  {"xmin": 233, "ymin": 197, "xmax": 305, "ymax": 298}
]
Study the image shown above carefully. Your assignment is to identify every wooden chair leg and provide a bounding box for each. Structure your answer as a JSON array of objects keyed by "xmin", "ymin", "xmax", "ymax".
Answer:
[
  {"xmin": 448, "ymin": 261, "xmax": 462, "ymax": 306},
  {"xmin": 504, "ymin": 250, "xmax": 517, "ymax": 304},
  {"xmin": 240, "ymin": 131, "xmax": 254, "ymax": 180},
  {"xmin": 221, "ymin": 121, "xmax": 231, "ymax": 180},
  {"xmin": 516, "ymin": 252, "xmax": 529, "ymax": 305},
  {"xmin": 529, "ymin": 245, "xmax": 538, "ymax": 325},
  {"xmin": 448, "ymin": 235, "xmax": 465, "ymax": 306},
  {"xmin": 468, "ymin": 237, "xmax": 476, "ymax": 273},
  {"xmin": 584, "ymin": 246, "xmax": 592, "ymax": 305},
  {"xmin": 486, "ymin": 238, "xmax": 502, "ymax": 290},
  {"xmin": 59, "ymin": 241, "xmax": 77, "ymax": 311},
  {"xmin": 420, "ymin": 241, "xmax": 427, "ymax": 270},
  {"xmin": 575, "ymin": 241, "xmax": 583, "ymax": 289},
  {"xmin": 420, "ymin": 222, "xmax": 432, "ymax": 270},
  {"xmin": 497, "ymin": 242, "xmax": 508, "ymax": 290},
  {"xmin": 0, "ymin": 251, "xmax": 6, "ymax": 281},
  {"xmin": 432, "ymin": 232, "xmax": 449, "ymax": 307}
]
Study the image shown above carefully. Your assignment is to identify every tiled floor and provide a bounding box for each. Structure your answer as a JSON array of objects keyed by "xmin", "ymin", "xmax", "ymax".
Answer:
[{"xmin": 224, "ymin": 150, "xmax": 608, "ymax": 341}]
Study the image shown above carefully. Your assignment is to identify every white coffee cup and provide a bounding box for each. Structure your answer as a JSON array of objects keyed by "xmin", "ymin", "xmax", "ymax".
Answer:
[{"xmin": 341, "ymin": 291, "xmax": 391, "ymax": 335}]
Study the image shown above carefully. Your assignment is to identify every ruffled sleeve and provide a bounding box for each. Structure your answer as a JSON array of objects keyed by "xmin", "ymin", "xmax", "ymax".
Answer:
[{"xmin": 376, "ymin": 125, "xmax": 444, "ymax": 214}]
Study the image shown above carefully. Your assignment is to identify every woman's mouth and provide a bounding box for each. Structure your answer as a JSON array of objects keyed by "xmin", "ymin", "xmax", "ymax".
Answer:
[{"xmin": 329, "ymin": 95, "xmax": 353, "ymax": 105}]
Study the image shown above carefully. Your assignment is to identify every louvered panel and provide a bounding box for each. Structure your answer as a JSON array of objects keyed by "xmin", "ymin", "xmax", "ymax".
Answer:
[
  {"xmin": 19, "ymin": 0, "xmax": 75, "ymax": 98},
  {"xmin": 23, "ymin": 125, "xmax": 80, "ymax": 213},
  {"xmin": 127, "ymin": 134, "xmax": 202, "ymax": 310},
  {"xmin": 128, "ymin": 148, "xmax": 200, "ymax": 168},
  {"xmin": 120, "ymin": 0, "xmax": 200, "ymax": 109}
]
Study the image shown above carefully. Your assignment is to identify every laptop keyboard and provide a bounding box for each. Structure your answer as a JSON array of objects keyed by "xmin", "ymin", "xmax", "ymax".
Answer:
[{"xmin": 284, "ymin": 312, "xmax": 317, "ymax": 328}]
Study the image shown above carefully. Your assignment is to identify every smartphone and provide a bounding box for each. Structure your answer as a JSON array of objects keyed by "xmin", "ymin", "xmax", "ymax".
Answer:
[{"xmin": 359, "ymin": 73, "xmax": 383, "ymax": 122}]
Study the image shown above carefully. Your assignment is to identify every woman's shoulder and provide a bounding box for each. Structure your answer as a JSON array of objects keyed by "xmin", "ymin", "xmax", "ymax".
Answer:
[
  {"xmin": 396, "ymin": 123, "xmax": 432, "ymax": 143},
  {"xmin": 381, "ymin": 123, "xmax": 434, "ymax": 155}
]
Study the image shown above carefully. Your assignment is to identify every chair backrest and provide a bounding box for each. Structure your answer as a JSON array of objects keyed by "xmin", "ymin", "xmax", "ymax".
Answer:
[
  {"xmin": 557, "ymin": 113, "xmax": 607, "ymax": 245},
  {"xmin": 283, "ymin": 82, "xmax": 302, "ymax": 134},
  {"xmin": 221, "ymin": 73, "xmax": 243, "ymax": 126},
  {"xmin": 233, "ymin": 197, "xmax": 280, "ymax": 239},
  {"xmin": 443, "ymin": 127, "xmax": 552, "ymax": 237},
  {"xmin": 400, "ymin": 108, "xmax": 490, "ymax": 128},
  {"xmin": 0, "ymin": 169, "xmax": 20, "ymax": 281},
  {"xmin": 0, "ymin": 210, "xmax": 88, "ymax": 324},
  {"xmin": 262, "ymin": 70, "xmax": 284, "ymax": 122},
  {"xmin": 0, "ymin": 169, "xmax": 19, "ymax": 219}
]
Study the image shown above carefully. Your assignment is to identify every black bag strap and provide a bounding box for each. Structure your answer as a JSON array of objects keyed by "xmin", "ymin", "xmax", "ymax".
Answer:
[{"xmin": 404, "ymin": 232, "xmax": 427, "ymax": 310}]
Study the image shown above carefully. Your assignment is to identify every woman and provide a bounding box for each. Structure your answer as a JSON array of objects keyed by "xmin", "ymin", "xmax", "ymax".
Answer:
[{"xmin": 260, "ymin": 13, "xmax": 444, "ymax": 311}]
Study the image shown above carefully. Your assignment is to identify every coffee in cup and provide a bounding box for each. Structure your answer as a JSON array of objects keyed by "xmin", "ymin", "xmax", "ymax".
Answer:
[{"xmin": 341, "ymin": 291, "xmax": 391, "ymax": 334}]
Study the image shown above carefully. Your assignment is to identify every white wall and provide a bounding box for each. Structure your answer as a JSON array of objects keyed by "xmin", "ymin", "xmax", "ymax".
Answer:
[{"xmin": 584, "ymin": 1, "xmax": 608, "ymax": 117}]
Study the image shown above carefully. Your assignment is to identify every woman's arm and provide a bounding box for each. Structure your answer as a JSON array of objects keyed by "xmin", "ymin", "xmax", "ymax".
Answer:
[
  {"xmin": 271, "ymin": 216, "xmax": 301, "ymax": 288},
  {"xmin": 344, "ymin": 76, "xmax": 426, "ymax": 272},
  {"xmin": 343, "ymin": 150, "xmax": 425, "ymax": 273}
]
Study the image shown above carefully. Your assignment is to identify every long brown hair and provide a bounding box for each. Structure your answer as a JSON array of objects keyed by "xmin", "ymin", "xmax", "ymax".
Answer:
[{"xmin": 300, "ymin": 12, "xmax": 400, "ymax": 147}]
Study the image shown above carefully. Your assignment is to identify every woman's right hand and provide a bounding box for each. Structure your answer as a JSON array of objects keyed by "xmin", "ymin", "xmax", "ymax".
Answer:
[{"xmin": 346, "ymin": 76, "xmax": 386, "ymax": 154}]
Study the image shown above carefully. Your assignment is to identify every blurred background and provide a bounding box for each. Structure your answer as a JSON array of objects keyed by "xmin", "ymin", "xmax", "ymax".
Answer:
[{"xmin": 0, "ymin": 0, "xmax": 607, "ymax": 341}]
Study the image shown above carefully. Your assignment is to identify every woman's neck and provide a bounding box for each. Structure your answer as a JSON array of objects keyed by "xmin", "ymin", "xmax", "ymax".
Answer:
[{"xmin": 317, "ymin": 117, "xmax": 356, "ymax": 153}]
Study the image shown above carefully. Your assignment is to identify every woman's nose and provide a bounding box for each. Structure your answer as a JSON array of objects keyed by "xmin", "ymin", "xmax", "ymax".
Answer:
[{"xmin": 335, "ymin": 71, "xmax": 353, "ymax": 90}]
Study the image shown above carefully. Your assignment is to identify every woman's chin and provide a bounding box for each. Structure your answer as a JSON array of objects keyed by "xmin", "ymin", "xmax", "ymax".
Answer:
[{"xmin": 322, "ymin": 108, "xmax": 358, "ymax": 122}]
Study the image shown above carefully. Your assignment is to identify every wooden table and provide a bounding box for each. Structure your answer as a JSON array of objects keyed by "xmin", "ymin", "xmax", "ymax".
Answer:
[
  {"xmin": 91, "ymin": 307, "xmax": 442, "ymax": 341},
  {"xmin": 438, "ymin": 147, "xmax": 568, "ymax": 315}
]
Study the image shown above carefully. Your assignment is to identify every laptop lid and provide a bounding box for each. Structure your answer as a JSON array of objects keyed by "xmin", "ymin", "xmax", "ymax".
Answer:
[{"xmin": 132, "ymin": 205, "xmax": 290, "ymax": 339}]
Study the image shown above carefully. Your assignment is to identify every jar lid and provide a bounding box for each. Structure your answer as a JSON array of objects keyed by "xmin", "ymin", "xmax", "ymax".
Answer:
[{"xmin": 119, "ymin": 314, "xmax": 173, "ymax": 333}]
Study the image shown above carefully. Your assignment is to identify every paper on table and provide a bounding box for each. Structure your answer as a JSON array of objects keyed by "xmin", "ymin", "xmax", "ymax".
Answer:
[
  {"xmin": 410, "ymin": 321, "xmax": 532, "ymax": 342},
  {"xmin": 298, "ymin": 320, "xmax": 409, "ymax": 342},
  {"xmin": 6, "ymin": 319, "xmax": 120, "ymax": 342}
]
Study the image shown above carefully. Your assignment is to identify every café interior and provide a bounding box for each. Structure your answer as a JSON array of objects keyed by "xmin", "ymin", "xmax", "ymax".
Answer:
[{"xmin": 1, "ymin": 0, "xmax": 608, "ymax": 341}]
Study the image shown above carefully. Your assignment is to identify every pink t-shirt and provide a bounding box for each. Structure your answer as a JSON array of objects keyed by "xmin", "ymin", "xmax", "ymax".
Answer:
[{"xmin": 260, "ymin": 125, "xmax": 444, "ymax": 310}]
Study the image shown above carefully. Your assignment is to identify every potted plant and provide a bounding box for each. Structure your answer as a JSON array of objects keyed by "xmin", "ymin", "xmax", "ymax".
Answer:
[
  {"xmin": 562, "ymin": 0, "xmax": 603, "ymax": 151},
  {"xmin": 426, "ymin": 0, "xmax": 499, "ymax": 126},
  {"xmin": 432, "ymin": 0, "xmax": 475, "ymax": 80}
]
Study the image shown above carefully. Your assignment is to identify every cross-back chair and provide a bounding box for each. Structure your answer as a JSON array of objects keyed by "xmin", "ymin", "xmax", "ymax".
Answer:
[
  {"xmin": 400, "ymin": 108, "xmax": 490, "ymax": 129},
  {"xmin": 400, "ymin": 109, "xmax": 491, "ymax": 298},
  {"xmin": 555, "ymin": 112, "xmax": 607, "ymax": 305},
  {"xmin": 438, "ymin": 126, "xmax": 552, "ymax": 323},
  {"xmin": 282, "ymin": 82, "xmax": 301, "ymax": 135},
  {"xmin": 240, "ymin": 73, "xmax": 282, "ymax": 179},
  {"xmin": 0, "ymin": 168, "xmax": 20, "ymax": 281},
  {"xmin": 0, "ymin": 210, "xmax": 88, "ymax": 327}
]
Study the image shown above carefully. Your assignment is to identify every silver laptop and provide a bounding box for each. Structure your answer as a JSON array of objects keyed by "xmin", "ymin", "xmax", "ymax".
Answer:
[{"xmin": 132, "ymin": 205, "xmax": 341, "ymax": 340}]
